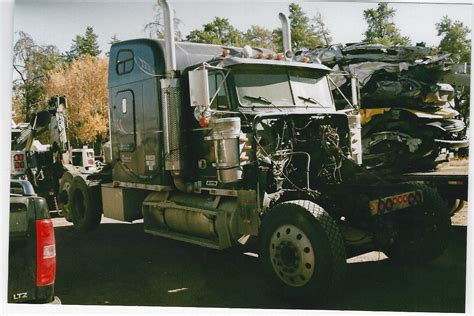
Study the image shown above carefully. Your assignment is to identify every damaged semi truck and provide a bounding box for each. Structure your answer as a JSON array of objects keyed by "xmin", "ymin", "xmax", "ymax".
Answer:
[{"xmin": 59, "ymin": 0, "xmax": 452, "ymax": 301}]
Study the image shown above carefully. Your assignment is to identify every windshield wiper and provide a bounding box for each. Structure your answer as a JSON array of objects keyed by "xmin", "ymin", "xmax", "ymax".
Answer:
[
  {"xmin": 243, "ymin": 95, "xmax": 282, "ymax": 112},
  {"xmin": 298, "ymin": 96, "xmax": 321, "ymax": 105},
  {"xmin": 297, "ymin": 96, "xmax": 330, "ymax": 112},
  {"xmin": 243, "ymin": 95, "xmax": 272, "ymax": 105}
]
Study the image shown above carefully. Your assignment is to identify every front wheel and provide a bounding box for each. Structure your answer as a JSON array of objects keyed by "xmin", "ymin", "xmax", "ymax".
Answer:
[{"xmin": 259, "ymin": 200, "xmax": 346, "ymax": 302}]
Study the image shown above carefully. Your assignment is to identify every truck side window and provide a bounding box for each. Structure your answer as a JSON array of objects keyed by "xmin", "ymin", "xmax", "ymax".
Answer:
[
  {"xmin": 116, "ymin": 50, "xmax": 134, "ymax": 75},
  {"xmin": 208, "ymin": 72, "xmax": 229, "ymax": 110}
]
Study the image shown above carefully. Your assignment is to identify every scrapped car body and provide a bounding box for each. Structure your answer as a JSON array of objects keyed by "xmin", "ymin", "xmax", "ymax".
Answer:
[{"xmin": 297, "ymin": 43, "xmax": 469, "ymax": 172}]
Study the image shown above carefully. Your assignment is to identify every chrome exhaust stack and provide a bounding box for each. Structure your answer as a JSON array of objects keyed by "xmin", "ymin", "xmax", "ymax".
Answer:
[
  {"xmin": 158, "ymin": 0, "xmax": 185, "ymax": 176},
  {"xmin": 158, "ymin": 0, "xmax": 176, "ymax": 78},
  {"xmin": 278, "ymin": 12, "xmax": 292, "ymax": 58}
]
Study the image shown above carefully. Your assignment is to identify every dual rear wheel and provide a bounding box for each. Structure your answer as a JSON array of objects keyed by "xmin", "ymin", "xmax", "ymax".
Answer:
[
  {"xmin": 58, "ymin": 172, "xmax": 102, "ymax": 232},
  {"xmin": 381, "ymin": 183, "xmax": 452, "ymax": 264}
]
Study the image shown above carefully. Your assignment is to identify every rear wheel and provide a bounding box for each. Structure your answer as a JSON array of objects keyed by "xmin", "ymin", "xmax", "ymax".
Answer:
[
  {"xmin": 383, "ymin": 183, "xmax": 451, "ymax": 264},
  {"xmin": 70, "ymin": 176, "xmax": 102, "ymax": 232},
  {"xmin": 259, "ymin": 200, "xmax": 346, "ymax": 302}
]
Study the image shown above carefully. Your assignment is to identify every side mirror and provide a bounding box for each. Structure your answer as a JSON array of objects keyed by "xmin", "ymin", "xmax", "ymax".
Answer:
[{"xmin": 189, "ymin": 68, "xmax": 210, "ymax": 108}]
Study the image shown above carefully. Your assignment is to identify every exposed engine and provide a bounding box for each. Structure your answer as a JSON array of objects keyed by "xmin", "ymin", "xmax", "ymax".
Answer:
[{"xmin": 254, "ymin": 114, "xmax": 352, "ymax": 195}]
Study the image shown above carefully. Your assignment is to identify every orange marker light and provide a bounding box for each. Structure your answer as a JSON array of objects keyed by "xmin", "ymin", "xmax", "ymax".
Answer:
[{"xmin": 199, "ymin": 117, "xmax": 209, "ymax": 128}]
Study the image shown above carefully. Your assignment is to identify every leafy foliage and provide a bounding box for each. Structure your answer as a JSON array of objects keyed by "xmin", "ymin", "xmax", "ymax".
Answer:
[
  {"xmin": 273, "ymin": 3, "xmax": 327, "ymax": 51},
  {"xmin": 363, "ymin": 3, "xmax": 411, "ymax": 46},
  {"xmin": 242, "ymin": 25, "xmax": 276, "ymax": 50},
  {"xmin": 43, "ymin": 56, "xmax": 109, "ymax": 146},
  {"xmin": 176, "ymin": 3, "xmax": 331, "ymax": 52},
  {"xmin": 436, "ymin": 16, "xmax": 471, "ymax": 132},
  {"xmin": 66, "ymin": 26, "xmax": 101, "ymax": 61},
  {"xmin": 436, "ymin": 16, "xmax": 471, "ymax": 63},
  {"xmin": 12, "ymin": 31, "xmax": 63, "ymax": 121},
  {"xmin": 186, "ymin": 17, "xmax": 244, "ymax": 46},
  {"xmin": 289, "ymin": 3, "xmax": 325, "ymax": 50}
]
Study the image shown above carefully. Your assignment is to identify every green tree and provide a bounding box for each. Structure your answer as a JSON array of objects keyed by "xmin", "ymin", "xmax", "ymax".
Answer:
[
  {"xmin": 12, "ymin": 31, "xmax": 63, "ymax": 121},
  {"xmin": 186, "ymin": 17, "xmax": 243, "ymax": 46},
  {"xmin": 436, "ymin": 15, "xmax": 471, "ymax": 63},
  {"xmin": 436, "ymin": 16, "xmax": 471, "ymax": 133},
  {"xmin": 144, "ymin": 3, "xmax": 182, "ymax": 40},
  {"xmin": 363, "ymin": 3, "xmax": 411, "ymax": 46},
  {"xmin": 242, "ymin": 25, "xmax": 275, "ymax": 50},
  {"xmin": 66, "ymin": 26, "xmax": 101, "ymax": 61},
  {"xmin": 273, "ymin": 3, "xmax": 325, "ymax": 51}
]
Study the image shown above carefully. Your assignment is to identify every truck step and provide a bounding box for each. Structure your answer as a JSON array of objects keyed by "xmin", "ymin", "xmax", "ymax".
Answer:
[{"xmin": 144, "ymin": 228, "xmax": 223, "ymax": 249}]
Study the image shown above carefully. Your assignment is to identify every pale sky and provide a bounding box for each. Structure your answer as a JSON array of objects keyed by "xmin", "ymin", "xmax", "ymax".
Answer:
[{"xmin": 13, "ymin": 0, "xmax": 473, "ymax": 56}]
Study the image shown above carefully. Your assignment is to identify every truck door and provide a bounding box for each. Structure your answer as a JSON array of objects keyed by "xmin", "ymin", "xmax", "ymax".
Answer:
[{"xmin": 113, "ymin": 90, "xmax": 136, "ymax": 152}]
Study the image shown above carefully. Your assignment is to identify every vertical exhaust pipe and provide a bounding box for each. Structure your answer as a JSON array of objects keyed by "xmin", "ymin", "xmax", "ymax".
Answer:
[
  {"xmin": 158, "ymin": 0, "xmax": 176, "ymax": 77},
  {"xmin": 157, "ymin": 0, "xmax": 187, "ymax": 182},
  {"xmin": 278, "ymin": 12, "xmax": 292, "ymax": 57}
]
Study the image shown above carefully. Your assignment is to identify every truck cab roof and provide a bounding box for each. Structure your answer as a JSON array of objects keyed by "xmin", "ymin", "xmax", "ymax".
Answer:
[
  {"xmin": 219, "ymin": 56, "xmax": 331, "ymax": 72},
  {"xmin": 109, "ymin": 38, "xmax": 331, "ymax": 88}
]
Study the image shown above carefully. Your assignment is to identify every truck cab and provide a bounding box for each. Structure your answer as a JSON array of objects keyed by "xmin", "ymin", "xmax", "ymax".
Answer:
[
  {"xmin": 107, "ymin": 39, "xmax": 361, "ymax": 192},
  {"xmin": 71, "ymin": 146, "xmax": 96, "ymax": 170}
]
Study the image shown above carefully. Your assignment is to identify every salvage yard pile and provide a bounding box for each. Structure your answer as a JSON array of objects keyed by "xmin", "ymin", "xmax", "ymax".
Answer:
[{"xmin": 296, "ymin": 44, "xmax": 469, "ymax": 172}]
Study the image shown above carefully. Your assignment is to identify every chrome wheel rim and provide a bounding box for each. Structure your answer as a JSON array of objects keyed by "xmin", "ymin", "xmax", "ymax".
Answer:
[{"xmin": 269, "ymin": 224, "xmax": 315, "ymax": 287}]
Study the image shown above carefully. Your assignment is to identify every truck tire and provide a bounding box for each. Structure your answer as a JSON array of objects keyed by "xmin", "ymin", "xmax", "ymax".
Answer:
[
  {"xmin": 383, "ymin": 183, "xmax": 451, "ymax": 265},
  {"xmin": 259, "ymin": 200, "xmax": 346, "ymax": 302},
  {"xmin": 58, "ymin": 172, "xmax": 74, "ymax": 222},
  {"xmin": 69, "ymin": 176, "xmax": 102, "ymax": 232}
]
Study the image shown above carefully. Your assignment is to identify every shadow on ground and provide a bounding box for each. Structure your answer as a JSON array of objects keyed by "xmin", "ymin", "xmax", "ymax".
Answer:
[{"xmin": 53, "ymin": 221, "xmax": 466, "ymax": 312}]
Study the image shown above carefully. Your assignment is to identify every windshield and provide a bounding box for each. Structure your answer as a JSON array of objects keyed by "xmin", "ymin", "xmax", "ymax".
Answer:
[{"xmin": 233, "ymin": 65, "xmax": 334, "ymax": 110}]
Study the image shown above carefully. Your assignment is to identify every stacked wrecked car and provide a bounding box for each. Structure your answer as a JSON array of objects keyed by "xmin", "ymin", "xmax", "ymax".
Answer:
[{"xmin": 296, "ymin": 44, "xmax": 469, "ymax": 172}]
